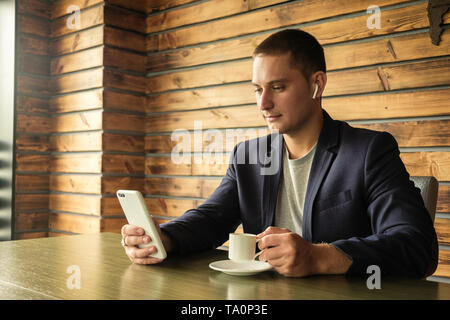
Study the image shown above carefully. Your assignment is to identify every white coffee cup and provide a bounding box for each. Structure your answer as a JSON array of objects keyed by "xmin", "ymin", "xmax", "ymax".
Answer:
[{"xmin": 228, "ymin": 233, "xmax": 263, "ymax": 262}]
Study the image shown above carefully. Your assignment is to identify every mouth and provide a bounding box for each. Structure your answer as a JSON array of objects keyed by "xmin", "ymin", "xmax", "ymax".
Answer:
[{"xmin": 264, "ymin": 114, "xmax": 282, "ymax": 122}]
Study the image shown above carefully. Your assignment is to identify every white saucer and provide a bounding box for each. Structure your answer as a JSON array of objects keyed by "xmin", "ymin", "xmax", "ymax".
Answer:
[{"xmin": 209, "ymin": 259, "xmax": 272, "ymax": 276}]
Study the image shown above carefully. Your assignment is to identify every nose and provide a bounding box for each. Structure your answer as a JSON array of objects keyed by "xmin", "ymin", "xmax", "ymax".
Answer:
[{"xmin": 258, "ymin": 89, "xmax": 274, "ymax": 111}]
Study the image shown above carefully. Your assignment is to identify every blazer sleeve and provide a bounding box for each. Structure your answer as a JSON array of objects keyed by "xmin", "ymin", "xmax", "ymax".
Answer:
[
  {"xmin": 160, "ymin": 143, "xmax": 242, "ymax": 255},
  {"xmin": 331, "ymin": 132, "xmax": 438, "ymax": 278}
]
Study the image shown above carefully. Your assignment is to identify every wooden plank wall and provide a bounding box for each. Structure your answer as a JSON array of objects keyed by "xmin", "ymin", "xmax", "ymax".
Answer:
[
  {"xmin": 14, "ymin": 0, "xmax": 450, "ymax": 279},
  {"xmin": 15, "ymin": 0, "xmax": 51, "ymax": 239}
]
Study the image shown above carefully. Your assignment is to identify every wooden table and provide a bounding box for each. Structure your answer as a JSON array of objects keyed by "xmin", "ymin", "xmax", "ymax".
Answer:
[{"xmin": 1, "ymin": 232, "xmax": 449, "ymax": 300}]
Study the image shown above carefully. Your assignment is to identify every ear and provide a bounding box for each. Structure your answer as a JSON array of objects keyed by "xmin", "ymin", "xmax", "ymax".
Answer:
[{"xmin": 310, "ymin": 71, "xmax": 327, "ymax": 100}]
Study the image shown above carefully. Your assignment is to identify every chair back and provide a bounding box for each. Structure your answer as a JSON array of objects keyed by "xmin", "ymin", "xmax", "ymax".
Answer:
[{"xmin": 410, "ymin": 176, "xmax": 438, "ymax": 223}]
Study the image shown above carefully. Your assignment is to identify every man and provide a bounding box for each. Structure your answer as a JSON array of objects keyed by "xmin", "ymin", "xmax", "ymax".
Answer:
[{"xmin": 121, "ymin": 29, "xmax": 438, "ymax": 278}]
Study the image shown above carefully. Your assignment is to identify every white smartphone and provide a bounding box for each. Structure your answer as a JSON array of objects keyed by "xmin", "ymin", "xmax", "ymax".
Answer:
[{"xmin": 116, "ymin": 190, "xmax": 167, "ymax": 260}]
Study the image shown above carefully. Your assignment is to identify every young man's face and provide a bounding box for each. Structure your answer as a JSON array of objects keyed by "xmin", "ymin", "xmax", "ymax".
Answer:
[{"xmin": 252, "ymin": 52, "xmax": 317, "ymax": 135}]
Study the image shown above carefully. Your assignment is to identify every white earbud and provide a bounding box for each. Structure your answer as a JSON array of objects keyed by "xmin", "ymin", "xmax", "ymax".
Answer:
[{"xmin": 312, "ymin": 83, "xmax": 319, "ymax": 99}]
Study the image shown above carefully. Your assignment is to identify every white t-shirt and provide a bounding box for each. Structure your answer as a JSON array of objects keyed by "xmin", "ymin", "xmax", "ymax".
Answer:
[{"xmin": 274, "ymin": 143, "xmax": 317, "ymax": 236}]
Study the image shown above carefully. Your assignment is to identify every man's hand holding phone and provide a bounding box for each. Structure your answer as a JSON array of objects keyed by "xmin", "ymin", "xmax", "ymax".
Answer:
[{"xmin": 121, "ymin": 220, "xmax": 172, "ymax": 265}]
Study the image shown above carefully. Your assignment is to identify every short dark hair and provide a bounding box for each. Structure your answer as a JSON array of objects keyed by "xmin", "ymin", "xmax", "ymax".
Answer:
[{"xmin": 253, "ymin": 29, "xmax": 326, "ymax": 80}]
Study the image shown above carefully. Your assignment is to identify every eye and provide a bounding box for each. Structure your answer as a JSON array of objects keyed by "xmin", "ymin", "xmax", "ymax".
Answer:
[
  {"xmin": 272, "ymin": 85, "xmax": 285, "ymax": 91},
  {"xmin": 254, "ymin": 87, "xmax": 263, "ymax": 94}
]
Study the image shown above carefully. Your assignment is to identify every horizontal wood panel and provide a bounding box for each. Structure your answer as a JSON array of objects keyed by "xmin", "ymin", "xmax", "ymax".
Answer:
[
  {"xmin": 16, "ymin": 154, "xmax": 50, "ymax": 172},
  {"xmin": 17, "ymin": 95, "xmax": 49, "ymax": 113},
  {"xmin": 14, "ymin": 212, "xmax": 49, "ymax": 231},
  {"xmin": 106, "ymin": 0, "xmax": 149, "ymax": 13},
  {"xmin": 101, "ymin": 197, "xmax": 123, "ymax": 215},
  {"xmin": 401, "ymin": 152, "xmax": 450, "ymax": 181},
  {"xmin": 104, "ymin": 26, "xmax": 146, "ymax": 52},
  {"xmin": 353, "ymin": 120, "xmax": 450, "ymax": 148},
  {"xmin": 17, "ymin": 54, "xmax": 50, "ymax": 76},
  {"xmin": 100, "ymin": 216, "xmax": 127, "ymax": 233},
  {"xmin": 51, "ymin": 25, "xmax": 104, "ymax": 56},
  {"xmin": 53, "ymin": 110, "xmax": 103, "ymax": 133},
  {"xmin": 15, "ymin": 174, "xmax": 49, "ymax": 192},
  {"xmin": 145, "ymin": 197, "xmax": 199, "ymax": 217},
  {"xmin": 146, "ymin": 105, "xmax": 263, "ymax": 133},
  {"xmin": 15, "ymin": 232, "xmax": 48, "ymax": 240},
  {"xmin": 104, "ymin": 5, "xmax": 146, "ymax": 34},
  {"xmin": 145, "ymin": 177, "xmax": 221, "ymax": 198},
  {"xmin": 435, "ymin": 218, "xmax": 450, "ymax": 246},
  {"xmin": 17, "ymin": 33, "xmax": 48, "ymax": 56},
  {"xmin": 15, "ymin": 194, "xmax": 49, "ymax": 211},
  {"xmin": 16, "ymin": 114, "xmax": 50, "ymax": 134},
  {"xmin": 103, "ymin": 47, "xmax": 146, "ymax": 72},
  {"xmin": 145, "ymin": 156, "xmax": 228, "ymax": 176},
  {"xmin": 103, "ymin": 112, "xmax": 145, "ymax": 133},
  {"xmin": 145, "ymin": 0, "xmax": 200, "ymax": 13},
  {"xmin": 50, "ymin": 132, "xmax": 102, "ymax": 152},
  {"xmin": 103, "ymin": 90, "xmax": 146, "ymax": 113},
  {"xmin": 102, "ymin": 154, "xmax": 145, "ymax": 174},
  {"xmin": 18, "ymin": 0, "xmax": 50, "ymax": 19},
  {"xmin": 17, "ymin": 14, "xmax": 50, "ymax": 38},
  {"xmin": 50, "ymin": 89, "xmax": 103, "ymax": 113},
  {"xmin": 147, "ymin": 60, "xmax": 249, "ymax": 93},
  {"xmin": 326, "ymin": 89, "xmax": 450, "ymax": 120},
  {"xmin": 49, "ymin": 175, "xmax": 142, "ymax": 195},
  {"xmin": 17, "ymin": 75, "xmax": 49, "ymax": 95},
  {"xmin": 103, "ymin": 133, "xmax": 144, "ymax": 153},
  {"xmin": 147, "ymin": 83, "xmax": 253, "ymax": 113},
  {"xmin": 150, "ymin": 0, "xmax": 422, "ymax": 51},
  {"xmin": 438, "ymin": 185, "xmax": 450, "ymax": 213},
  {"xmin": 16, "ymin": 135, "xmax": 49, "ymax": 152},
  {"xmin": 50, "ymin": 68, "xmax": 103, "ymax": 94},
  {"xmin": 49, "ymin": 194, "xmax": 101, "ymax": 215},
  {"xmin": 51, "ymin": 153, "xmax": 102, "ymax": 173},
  {"xmin": 101, "ymin": 176, "xmax": 144, "ymax": 194},
  {"xmin": 147, "ymin": 30, "xmax": 450, "ymax": 72},
  {"xmin": 51, "ymin": 46, "xmax": 103, "ymax": 75},
  {"xmin": 49, "ymin": 212, "xmax": 101, "ymax": 233},
  {"xmin": 50, "ymin": 175, "xmax": 101, "ymax": 194},
  {"xmin": 103, "ymin": 69, "xmax": 147, "ymax": 94}
]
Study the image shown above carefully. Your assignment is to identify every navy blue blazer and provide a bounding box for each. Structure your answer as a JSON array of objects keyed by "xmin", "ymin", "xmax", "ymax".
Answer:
[{"xmin": 161, "ymin": 110, "xmax": 438, "ymax": 277}]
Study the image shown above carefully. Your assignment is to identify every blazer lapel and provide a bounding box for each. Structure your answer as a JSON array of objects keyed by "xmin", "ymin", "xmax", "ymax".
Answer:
[
  {"xmin": 260, "ymin": 133, "xmax": 283, "ymax": 230},
  {"xmin": 302, "ymin": 110, "xmax": 340, "ymax": 242}
]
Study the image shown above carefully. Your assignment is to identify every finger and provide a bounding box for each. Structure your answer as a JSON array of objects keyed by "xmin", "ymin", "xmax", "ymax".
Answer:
[
  {"xmin": 133, "ymin": 257, "xmax": 164, "ymax": 265},
  {"xmin": 258, "ymin": 246, "xmax": 284, "ymax": 262},
  {"xmin": 127, "ymin": 246, "xmax": 157, "ymax": 259},
  {"xmin": 258, "ymin": 233, "xmax": 285, "ymax": 250},
  {"xmin": 257, "ymin": 226, "xmax": 290, "ymax": 239},
  {"xmin": 125, "ymin": 235, "xmax": 152, "ymax": 246},
  {"xmin": 122, "ymin": 224, "xmax": 145, "ymax": 237},
  {"xmin": 128, "ymin": 247, "xmax": 163, "ymax": 265}
]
